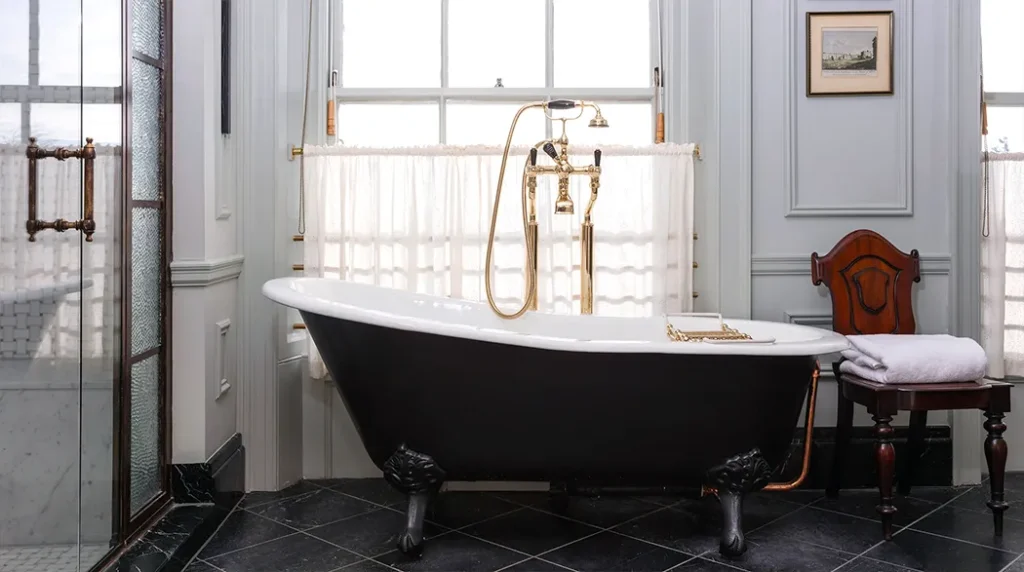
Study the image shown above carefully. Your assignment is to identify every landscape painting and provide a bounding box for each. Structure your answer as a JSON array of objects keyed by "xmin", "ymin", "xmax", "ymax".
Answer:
[
  {"xmin": 821, "ymin": 27, "xmax": 878, "ymax": 75},
  {"xmin": 807, "ymin": 11, "xmax": 893, "ymax": 96}
]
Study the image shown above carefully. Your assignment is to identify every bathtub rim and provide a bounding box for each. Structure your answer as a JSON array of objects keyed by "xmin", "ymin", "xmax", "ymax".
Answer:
[{"xmin": 263, "ymin": 277, "xmax": 850, "ymax": 356}]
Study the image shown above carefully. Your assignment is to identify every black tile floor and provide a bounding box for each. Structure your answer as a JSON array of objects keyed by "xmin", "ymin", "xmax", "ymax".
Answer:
[{"xmin": 185, "ymin": 475, "xmax": 1024, "ymax": 572}]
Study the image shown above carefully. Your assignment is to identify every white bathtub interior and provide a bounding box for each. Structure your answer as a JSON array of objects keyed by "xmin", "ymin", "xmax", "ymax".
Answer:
[{"xmin": 267, "ymin": 277, "xmax": 849, "ymax": 356}]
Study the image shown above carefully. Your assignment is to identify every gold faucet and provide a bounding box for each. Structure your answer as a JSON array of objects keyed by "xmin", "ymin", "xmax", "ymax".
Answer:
[{"xmin": 484, "ymin": 100, "xmax": 608, "ymax": 319}]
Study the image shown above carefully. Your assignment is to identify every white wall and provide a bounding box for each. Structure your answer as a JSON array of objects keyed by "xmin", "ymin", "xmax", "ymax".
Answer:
[
  {"xmin": 749, "ymin": 0, "xmax": 986, "ymax": 482},
  {"xmin": 170, "ymin": 0, "xmax": 243, "ymax": 464},
  {"xmin": 751, "ymin": 0, "xmax": 952, "ymax": 432}
]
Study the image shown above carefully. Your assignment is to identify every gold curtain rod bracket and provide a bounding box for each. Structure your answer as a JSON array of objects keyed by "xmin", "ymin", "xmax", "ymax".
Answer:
[
  {"xmin": 693, "ymin": 261, "xmax": 699, "ymax": 269},
  {"xmin": 290, "ymin": 146, "xmax": 303, "ymax": 161},
  {"xmin": 693, "ymin": 292, "xmax": 699, "ymax": 298},
  {"xmin": 693, "ymin": 232, "xmax": 699, "ymax": 240},
  {"xmin": 693, "ymin": 144, "xmax": 702, "ymax": 160},
  {"xmin": 292, "ymin": 235, "xmax": 305, "ymax": 242},
  {"xmin": 292, "ymin": 264, "xmax": 304, "ymax": 271}
]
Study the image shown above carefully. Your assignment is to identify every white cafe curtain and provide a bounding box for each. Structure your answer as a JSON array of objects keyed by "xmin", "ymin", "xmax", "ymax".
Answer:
[{"xmin": 300, "ymin": 143, "xmax": 696, "ymax": 379}]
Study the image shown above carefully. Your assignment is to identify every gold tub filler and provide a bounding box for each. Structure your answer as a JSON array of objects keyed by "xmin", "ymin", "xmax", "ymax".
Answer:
[{"xmin": 484, "ymin": 99, "xmax": 608, "ymax": 319}]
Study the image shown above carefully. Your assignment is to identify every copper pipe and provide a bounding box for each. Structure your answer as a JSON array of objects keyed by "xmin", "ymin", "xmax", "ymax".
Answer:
[{"xmin": 764, "ymin": 361, "xmax": 820, "ymax": 491}]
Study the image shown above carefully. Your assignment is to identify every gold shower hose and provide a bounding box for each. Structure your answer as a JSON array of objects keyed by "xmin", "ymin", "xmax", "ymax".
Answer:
[{"xmin": 484, "ymin": 102, "xmax": 546, "ymax": 320}]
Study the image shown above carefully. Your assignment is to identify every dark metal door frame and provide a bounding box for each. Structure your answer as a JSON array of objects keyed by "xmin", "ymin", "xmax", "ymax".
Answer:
[{"xmin": 94, "ymin": 0, "xmax": 174, "ymax": 566}]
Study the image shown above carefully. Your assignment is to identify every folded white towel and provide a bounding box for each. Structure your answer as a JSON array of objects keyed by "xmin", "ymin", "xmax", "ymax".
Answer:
[{"xmin": 838, "ymin": 334, "xmax": 987, "ymax": 384}]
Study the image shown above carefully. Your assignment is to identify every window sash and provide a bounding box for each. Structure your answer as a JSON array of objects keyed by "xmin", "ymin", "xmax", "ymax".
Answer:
[
  {"xmin": 335, "ymin": 87, "xmax": 655, "ymax": 103},
  {"xmin": 330, "ymin": 0, "xmax": 660, "ymax": 99},
  {"xmin": 986, "ymin": 92, "xmax": 1024, "ymax": 107}
]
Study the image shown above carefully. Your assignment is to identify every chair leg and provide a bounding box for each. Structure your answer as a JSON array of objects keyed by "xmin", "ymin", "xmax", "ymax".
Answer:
[
  {"xmin": 873, "ymin": 413, "xmax": 896, "ymax": 541},
  {"xmin": 827, "ymin": 378, "xmax": 854, "ymax": 499},
  {"xmin": 984, "ymin": 410, "xmax": 1009, "ymax": 537},
  {"xmin": 898, "ymin": 411, "xmax": 928, "ymax": 496}
]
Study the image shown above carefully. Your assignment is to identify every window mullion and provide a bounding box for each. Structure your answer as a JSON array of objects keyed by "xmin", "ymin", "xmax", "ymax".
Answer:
[
  {"xmin": 544, "ymin": 0, "xmax": 554, "ymax": 140},
  {"xmin": 440, "ymin": 0, "xmax": 449, "ymax": 143}
]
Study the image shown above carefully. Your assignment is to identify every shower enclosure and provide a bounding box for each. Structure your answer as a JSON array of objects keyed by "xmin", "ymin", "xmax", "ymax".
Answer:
[{"xmin": 0, "ymin": 0, "xmax": 171, "ymax": 570}]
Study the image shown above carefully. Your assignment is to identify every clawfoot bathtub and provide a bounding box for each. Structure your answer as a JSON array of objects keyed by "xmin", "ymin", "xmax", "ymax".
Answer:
[{"xmin": 263, "ymin": 277, "xmax": 849, "ymax": 558}]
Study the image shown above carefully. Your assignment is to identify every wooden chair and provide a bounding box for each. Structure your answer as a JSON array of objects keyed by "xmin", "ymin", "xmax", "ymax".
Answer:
[{"xmin": 811, "ymin": 229, "xmax": 1012, "ymax": 541}]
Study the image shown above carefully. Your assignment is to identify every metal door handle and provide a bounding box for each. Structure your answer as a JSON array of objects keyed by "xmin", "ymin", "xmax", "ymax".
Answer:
[{"xmin": 25, "ymin": 136, "xmax": 97, "ymax": 242}]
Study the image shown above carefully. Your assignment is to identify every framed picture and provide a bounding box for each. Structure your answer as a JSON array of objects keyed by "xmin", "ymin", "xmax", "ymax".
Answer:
[{"xmin": 806, "ymin": 11, "xmax": 894, "ymax": 96}]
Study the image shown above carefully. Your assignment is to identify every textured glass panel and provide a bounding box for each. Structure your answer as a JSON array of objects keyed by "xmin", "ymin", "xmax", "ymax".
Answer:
[
  {"xmin": 30, "ymin": 103, "xmax": 82, "ymax": 146},
  {"xmin": 0, "ymin": 0, "xmax": 29, "ymax": 84},
  {"xmin": 553, "ymin": 0, "xmax": 649, "ymax": 88},
  {"xmin": 337, "ymin": 103, "xmax": 438, "ymax": 146},
  {"xmin": 341, "ymin": 0, "xmax": 440, "ymax": 87},
  {"xmin": 986, "ymin": 107, "xmax": 1024, "ymax": 152},
  {"xmin": 446, "ymin": 103, "xmax": 544, "ymax": 145},
  {"xmin": 130, "ymin": 354, "xmax": 161, "ymax": 514},
  {"xmin": 84, "ymin": 0, "xmax": 124, "ymax": 86},
  {"xmin": 0, "ymin": 103, "xmax": 19, "ymax": 143},
  {"xmin": 983, "ymin": 0, "xmax": 1024, "ymax": 92},
  {"xmin": 448, "ymin": 0, "xmax": 544, "ymax": 87},
  {"xmin": 131, "ymin": 59, "xmax": 163, "ymax": 200},
  {"xmin": 562, "ymin": 102, "xmax": 653, "ymax": 146},
  {"xmin": 132, "ymin": 0, "xmax": 164, "ymax": 59},
  {"xmin": 131, "ymin": 207, "xmax": 162, "ymax": 355},
  {"xmin": 40, "ymin": 0, "xmax": 83, "ymax": 85}
]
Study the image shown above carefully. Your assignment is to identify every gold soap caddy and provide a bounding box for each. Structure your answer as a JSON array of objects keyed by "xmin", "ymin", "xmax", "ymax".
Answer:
[{"xmin": 665, "ymin": 313, "xmax": 754, "ymax": 343}]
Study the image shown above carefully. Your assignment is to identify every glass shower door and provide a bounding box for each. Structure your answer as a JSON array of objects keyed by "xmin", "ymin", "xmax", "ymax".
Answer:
[
  {"xmin": 0, "ymin": 0, "xmax": 102, "ymax": 570},
  {"xmin": 0, "ymin": 0, "xmax": 124, "ymax": 569}
]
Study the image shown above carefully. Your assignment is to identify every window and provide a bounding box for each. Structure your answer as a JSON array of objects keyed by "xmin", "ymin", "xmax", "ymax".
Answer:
[
  {"xmin": 982, "ymin": 0, "xmax": 1024, "ymax": 379},
  {"xmin": 982, "ymin": 0, "xmax": 1024, "ymax": 151},
  {"xmin": 332, "ymin": 0, "xmax": 658, "ymax": 147}
]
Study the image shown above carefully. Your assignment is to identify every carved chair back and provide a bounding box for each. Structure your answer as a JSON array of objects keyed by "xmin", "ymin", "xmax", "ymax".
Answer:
[{"xmin": 811, "ymin": 229, "xmax": 921, "ymax": 336}]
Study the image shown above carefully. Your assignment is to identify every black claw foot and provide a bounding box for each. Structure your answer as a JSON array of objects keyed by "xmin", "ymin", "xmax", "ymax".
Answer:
[
  {"xmin": 705, "ymin": 448, "xmax": 773, "ymax": 558},
  {"xmin": 382, "ymin": 444, "xmax": 446, "ymax": 558},
  {"xmin": 397, "ymin": 530, "xmax": 424, "ymax": 558}
]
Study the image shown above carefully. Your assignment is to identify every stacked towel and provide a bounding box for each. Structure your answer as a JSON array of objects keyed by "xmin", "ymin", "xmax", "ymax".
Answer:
[{"xmin": 838, "ymin": 334, "xmax": 987, "ymax": 384}]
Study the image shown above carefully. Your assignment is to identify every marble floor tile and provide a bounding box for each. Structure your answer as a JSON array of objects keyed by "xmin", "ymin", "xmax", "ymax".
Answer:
[
  {"xmin": 863, "ymin": 529, "xmax": 1018, "ymax": 572},
  {"xmin": 190, "ymin": 480, "xmax": 1024, "ymax": 572}
]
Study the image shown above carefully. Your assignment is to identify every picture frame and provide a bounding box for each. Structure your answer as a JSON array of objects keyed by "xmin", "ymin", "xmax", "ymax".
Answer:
[{"xmin": 806, "ymin": 11, "xmax": 894, "ymax": 96}]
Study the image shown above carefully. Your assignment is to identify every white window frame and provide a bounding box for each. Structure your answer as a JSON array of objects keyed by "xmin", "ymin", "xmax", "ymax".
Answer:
[{"xmin": 328, "ymin": 0, "xmax": 663, "ymax": 144}]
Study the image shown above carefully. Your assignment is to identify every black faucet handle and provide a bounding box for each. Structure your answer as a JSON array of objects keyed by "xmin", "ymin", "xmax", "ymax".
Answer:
[
  {"xmin": 529, "ymin": 148, "xmax": 538, "ymax": 166},
  {"xmin": 542, "ymin": 142, "xmax": 558, "ymax": 160},
  {"xmin": 594, "ymin": 149, "xmax": 602, "ymax": 167},
  {"xmin": 546, "ymin": 99, "xmax": 577, "ymax": 110}
]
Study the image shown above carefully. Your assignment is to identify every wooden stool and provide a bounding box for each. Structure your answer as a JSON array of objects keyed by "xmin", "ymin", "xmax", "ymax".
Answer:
[{"xmin": 811, "ymin": 229, "xmax": 1012, "ymax": 540}]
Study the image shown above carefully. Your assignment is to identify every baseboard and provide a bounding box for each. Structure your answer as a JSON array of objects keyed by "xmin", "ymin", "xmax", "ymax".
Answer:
[
  {"xmin": 172, "ymin": 433, "xmax": 245, "ymax": 506},
  {"xmin": 104, "ymin": 434, "xmax": 245, "ymax": 571},
  {"xmin": 431, "ymin": 426, "xmax": 953, "ymax": 494},
  {"xmin": 776, "ymin": 425, "xmax": 952, "ymax": 489}
]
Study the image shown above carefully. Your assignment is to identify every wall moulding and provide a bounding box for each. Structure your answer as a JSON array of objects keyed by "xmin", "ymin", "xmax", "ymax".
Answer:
[
  {"xmin": 783, "ymin": 310, "xmax": 838, "ymax": 378},
  {"xmin": 169, "ymin": 254, "xmax": 245, "ymax": 288},
  {"xmin": 751, "ymin": 253, "xmax": 950, "ymax": 277},
  {"xmin": 783, "ymin": 0, "xmax": 914, "ymax": 217}
]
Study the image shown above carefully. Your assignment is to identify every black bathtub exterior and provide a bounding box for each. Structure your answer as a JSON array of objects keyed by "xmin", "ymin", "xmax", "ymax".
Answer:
[{"xmin": 303, "ymin": 310, "xmax": 818, "ymax": 559}]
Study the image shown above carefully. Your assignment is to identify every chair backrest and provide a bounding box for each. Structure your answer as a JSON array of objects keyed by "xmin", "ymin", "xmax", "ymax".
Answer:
[{"xmin": 810, "ymin": 229, "xmax": 921, "ymax": 336}]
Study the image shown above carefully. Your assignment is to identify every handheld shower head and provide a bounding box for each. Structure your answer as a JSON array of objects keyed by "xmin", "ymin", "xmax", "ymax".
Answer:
[{"xmin": 588, "ymin": 110, "xmax": 609, "ymax": 128}]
